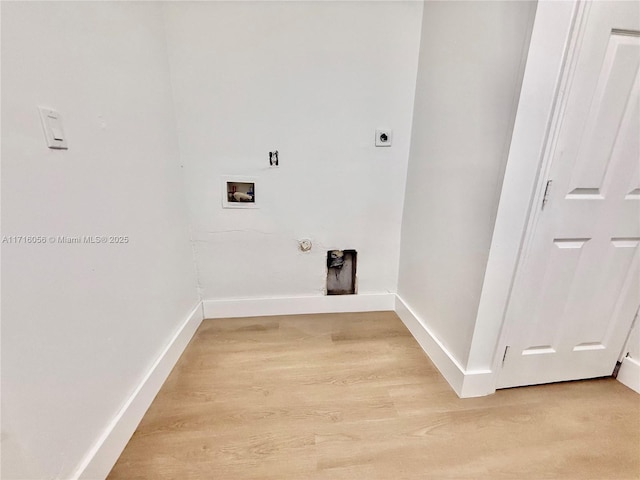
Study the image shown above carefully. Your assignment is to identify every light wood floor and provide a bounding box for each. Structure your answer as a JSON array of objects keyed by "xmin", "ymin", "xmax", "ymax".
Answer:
[{"xmin": 108, "ymin": 312, "xmax": 640, "ymax": 480}]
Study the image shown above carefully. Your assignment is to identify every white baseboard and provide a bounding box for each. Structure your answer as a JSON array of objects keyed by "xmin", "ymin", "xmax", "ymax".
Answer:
[
  {"xmin": 72, "ymin": 302, "xmax": 204, "ymax": 480},
  {"xmin": 617, "ymin": 356, "xmax": 640, "ymax": 394},
  {"xmin": 203, "ymin": 293, "xmax": 395, "ymax": 319},
  {"xmin": 459, "ymin": 369, "xmax": 496, "ymax": 398},
  {"xmin": 69, "ymin": 291, "xmax": 497, "ymax": 480},
  {"xmin": 394, "ymin": 296, "xmax": 465, "ymax": 394},
  {"xmin": 395, "ymin": 296, "xmax": 494, "ymax": 398}
]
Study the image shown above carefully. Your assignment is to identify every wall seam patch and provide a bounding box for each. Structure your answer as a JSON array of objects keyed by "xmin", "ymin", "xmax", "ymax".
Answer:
[{"xmin": 159, "ymin": 2, "xmax": 203, "ymax": 304}]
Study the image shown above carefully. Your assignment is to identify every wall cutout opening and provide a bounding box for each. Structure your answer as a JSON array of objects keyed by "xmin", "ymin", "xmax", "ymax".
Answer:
[
  {"xmin": 221, "ymin": 176, "xmax": 258, "ymax": 209},
  {"xmin": 227, "ymin": 182, "xmax": 254, "ymax": 203},
  {"xmin": 326, "ymin": 250, "xmax": 357, "ymax": 295}
]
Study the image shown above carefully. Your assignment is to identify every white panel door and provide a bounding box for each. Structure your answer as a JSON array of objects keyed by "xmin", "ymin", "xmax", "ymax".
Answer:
[{"xmin": 498, "ymin": 1, "xmax": 640, "ymax": 388}]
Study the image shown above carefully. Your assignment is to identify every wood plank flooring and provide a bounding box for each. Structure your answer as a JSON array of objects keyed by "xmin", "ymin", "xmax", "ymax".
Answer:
[{"xmin": 108, "ymin": 312, "xmax": 640, "ymax": 479}]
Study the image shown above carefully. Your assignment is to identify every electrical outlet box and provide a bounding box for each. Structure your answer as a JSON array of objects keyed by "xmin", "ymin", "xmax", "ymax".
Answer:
[{"xmin": 375, "ymin": 129, "xmax": 392, "ymax": 147}]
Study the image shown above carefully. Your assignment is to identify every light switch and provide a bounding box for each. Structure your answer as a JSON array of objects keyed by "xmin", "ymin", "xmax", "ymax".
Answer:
[
  {"xmin": 51, "ymin": 125, "xmax": 64, "ymax": 141},
  {"xmin": 38, "ymin": 107, "xmax": 68, "ymax": 149}
]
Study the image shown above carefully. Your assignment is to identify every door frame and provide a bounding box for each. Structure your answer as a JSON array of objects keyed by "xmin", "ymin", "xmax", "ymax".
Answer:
[{"xmin": 462, "ymin": 0, "xmax": 589, "ymax": 396}]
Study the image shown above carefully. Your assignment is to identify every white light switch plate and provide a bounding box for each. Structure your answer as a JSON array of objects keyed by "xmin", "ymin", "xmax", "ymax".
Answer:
[{"xmin": 38, "ymin": 106, "xmax": 68, "ymax": 149}]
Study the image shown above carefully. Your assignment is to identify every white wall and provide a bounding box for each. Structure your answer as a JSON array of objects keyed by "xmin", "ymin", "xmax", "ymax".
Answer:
[
  {"xmin": 1, "ymin": 2, "xmax": 199, "ymax": 478},
  {"xmin": 398, "ymin": 1, "xmax": 536, "ymax": 368},
  {"xmin": 162, "ymin": 1, "xmax": 423, "ymax": 302}
]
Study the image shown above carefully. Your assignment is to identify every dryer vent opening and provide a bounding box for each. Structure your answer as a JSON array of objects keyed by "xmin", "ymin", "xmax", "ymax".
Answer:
[{"xmin": 326, "ymin": 250, "xmax": 357, "ymax": 295}]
